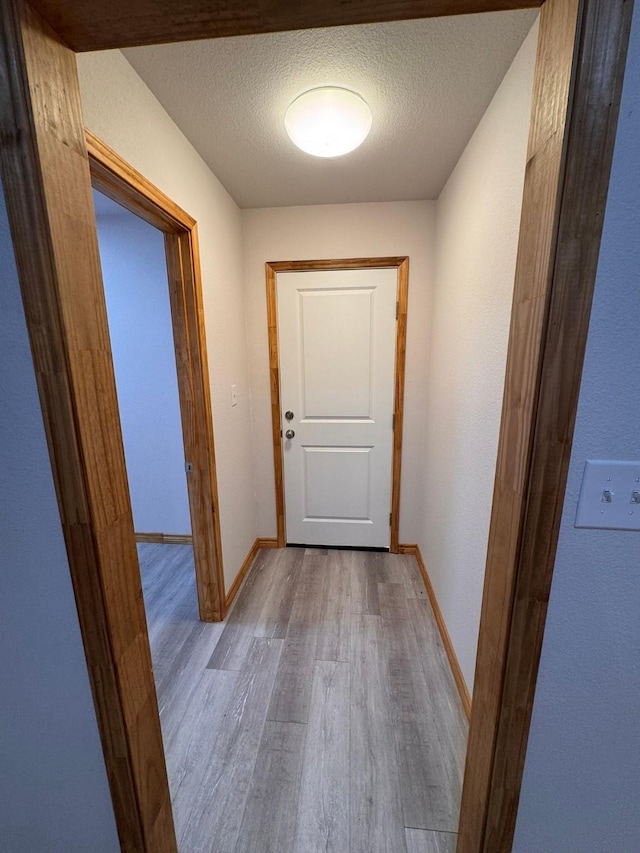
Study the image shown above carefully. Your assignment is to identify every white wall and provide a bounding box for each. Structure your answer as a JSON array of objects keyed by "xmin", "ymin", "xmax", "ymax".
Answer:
[
  {"xmin": 242, "ymin": 201, "xmax": 436, "ymax": 543},
  {"xmin": 78, "ymin": 51, "xmax": 256, "ymax": 590},
  {"xmin": 0, "ymin": 186, "xmax": 120, "ymax": 851},
  {"xmin": 419, "ymin": 20, "xmax": 538, "ymax": 691},
  {"xmin": 514, "ymin": 6, "xmax": 640, "ymax": 850},
  {"xmin": 96, "ymin": 193, "xmax": 191, "ymax": 535}
]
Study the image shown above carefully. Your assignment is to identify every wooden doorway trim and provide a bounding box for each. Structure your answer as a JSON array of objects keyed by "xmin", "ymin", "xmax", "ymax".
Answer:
[
  {"xmin": 86, "ymin": 129, "xmax": 226, "ymax": 624},
  {"xmin": 458, "ymin": 1, "xmax": 634, "ymax": 850},
  {"xmin": 0, "ymin": 1, "xmax": 633, "ymax": 852},
  {"xmin": 266, "ymin": 257, "xmax": 409, "ymax": 552},
  {"xmin": 0, "ymin": 3, "xmax": 178, "ymax": 850}
]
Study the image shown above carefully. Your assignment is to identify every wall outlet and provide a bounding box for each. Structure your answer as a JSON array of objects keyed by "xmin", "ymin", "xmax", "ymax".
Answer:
[
  {"xmin": 231, "ymin": 384, "xmax": 238, "ymax": 407},
  {"xmin": 575, "ymin": 460, "xmax": 640, "ymax": 531}
]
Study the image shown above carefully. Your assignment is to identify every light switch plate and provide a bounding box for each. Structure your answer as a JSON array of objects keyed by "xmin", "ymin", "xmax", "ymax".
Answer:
[
  {"xmin": 575, "ymin": 460, "xmax": 640, "ymax": 530},
  {"xmin": 231, "ymin": 384, "xmax": 238, "ymax": 407}
]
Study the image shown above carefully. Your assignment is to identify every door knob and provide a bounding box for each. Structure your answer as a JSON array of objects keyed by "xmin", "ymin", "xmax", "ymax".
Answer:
[
  {"xmin": 285, "ymin": 429, "xmax": 295, "ymax": 440},
  {"xmin": 285, "ymin": 410, "xmax": 295, "ymax": 420}
]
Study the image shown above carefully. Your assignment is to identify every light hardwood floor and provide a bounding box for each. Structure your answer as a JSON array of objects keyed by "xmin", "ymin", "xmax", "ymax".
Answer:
[{"xmin": 139, "ymin": 543, "xmax": 468, "ymax": 853}]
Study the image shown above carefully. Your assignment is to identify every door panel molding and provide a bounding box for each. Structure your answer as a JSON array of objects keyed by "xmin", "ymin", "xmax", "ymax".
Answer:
[
  {"xmin": 266, "ymin": 257, "xmax": 409, "ymax": 552},
  {"xmin": 86, "ymin": 129, "xmax": 226, "ymax": 624}
]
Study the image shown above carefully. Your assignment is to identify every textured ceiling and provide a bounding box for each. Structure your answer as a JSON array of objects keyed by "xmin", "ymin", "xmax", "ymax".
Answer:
[{"xmin": 123, "ymin": 11, "xmax": 538, "ymax": 209}]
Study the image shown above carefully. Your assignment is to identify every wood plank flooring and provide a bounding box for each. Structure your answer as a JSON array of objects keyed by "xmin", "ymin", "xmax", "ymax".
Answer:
[{"xmin": 139, "ymin": 543, "xmax": 468, "ymax": 853}]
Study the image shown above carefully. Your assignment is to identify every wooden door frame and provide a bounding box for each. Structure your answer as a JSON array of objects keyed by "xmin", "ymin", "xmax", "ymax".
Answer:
[
  {"xmin": 86, "ymin": 130, "xmax": 225, "ymax": 624},
  {"xmin": 0, "ymin": 1, "xmax": 633, "ymax": 851},
  {"xmin": 266, "ymin": 257, "xmax": 409, "ymax": 551}
]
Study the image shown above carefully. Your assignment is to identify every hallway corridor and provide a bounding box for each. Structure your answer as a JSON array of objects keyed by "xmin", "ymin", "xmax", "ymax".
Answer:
[{"xmin": 140, "ymin": 544, "xmax": 468, "ymax": 853}]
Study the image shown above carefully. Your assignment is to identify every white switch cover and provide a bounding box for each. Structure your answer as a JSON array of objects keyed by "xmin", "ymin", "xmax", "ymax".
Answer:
[
  {"xmin": 575, "ymin": 460, "xmax": 640, "ymax": 530},
  {"xmin": 231, "ymin": 384, "xmax": 238, "ymax": 407}
]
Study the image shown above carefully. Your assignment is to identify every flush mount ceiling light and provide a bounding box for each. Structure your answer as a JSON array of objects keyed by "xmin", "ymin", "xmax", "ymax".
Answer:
[{"xmin": 284, "ymin": 86, "xmax": 373, "ymax": 158}]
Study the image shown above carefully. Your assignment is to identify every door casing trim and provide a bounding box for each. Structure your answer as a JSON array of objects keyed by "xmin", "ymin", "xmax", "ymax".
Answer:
[
  {"xmin": 87, "ymin": 129, "xmax": 226, "ymax": 623},
  {"xmin": 265, "ymin": 257, "xmax": 409, "ymax": 552}
]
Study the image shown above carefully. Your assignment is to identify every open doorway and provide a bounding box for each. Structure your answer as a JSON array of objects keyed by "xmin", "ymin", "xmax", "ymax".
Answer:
[
  {"xmin": 92, "ymin": 187, "xmax": 207, "ymax": 741},
  {"xmin": 93, "ymin": 190, "xmax": 192, "ymax": 547},
  {"xmin": 88, "ymin": 132, "xmax": 226, "ymax": 624}
]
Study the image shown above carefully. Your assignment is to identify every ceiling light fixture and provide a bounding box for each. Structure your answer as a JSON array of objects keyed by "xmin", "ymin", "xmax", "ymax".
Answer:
[{"xmin": 284, "ymin": 86, "xmax": 373, "ymax": 158}]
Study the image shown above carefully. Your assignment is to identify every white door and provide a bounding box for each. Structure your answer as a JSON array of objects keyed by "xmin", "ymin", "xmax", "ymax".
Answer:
[{"xmin": 277, "ymin": 267, "xmax": 398, "ymax": 548}]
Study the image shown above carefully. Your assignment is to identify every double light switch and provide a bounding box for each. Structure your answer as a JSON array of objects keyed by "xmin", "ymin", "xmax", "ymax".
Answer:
[{"xmin": 575, "ymin": 460, "xmax": 640, "ymax": 531}]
